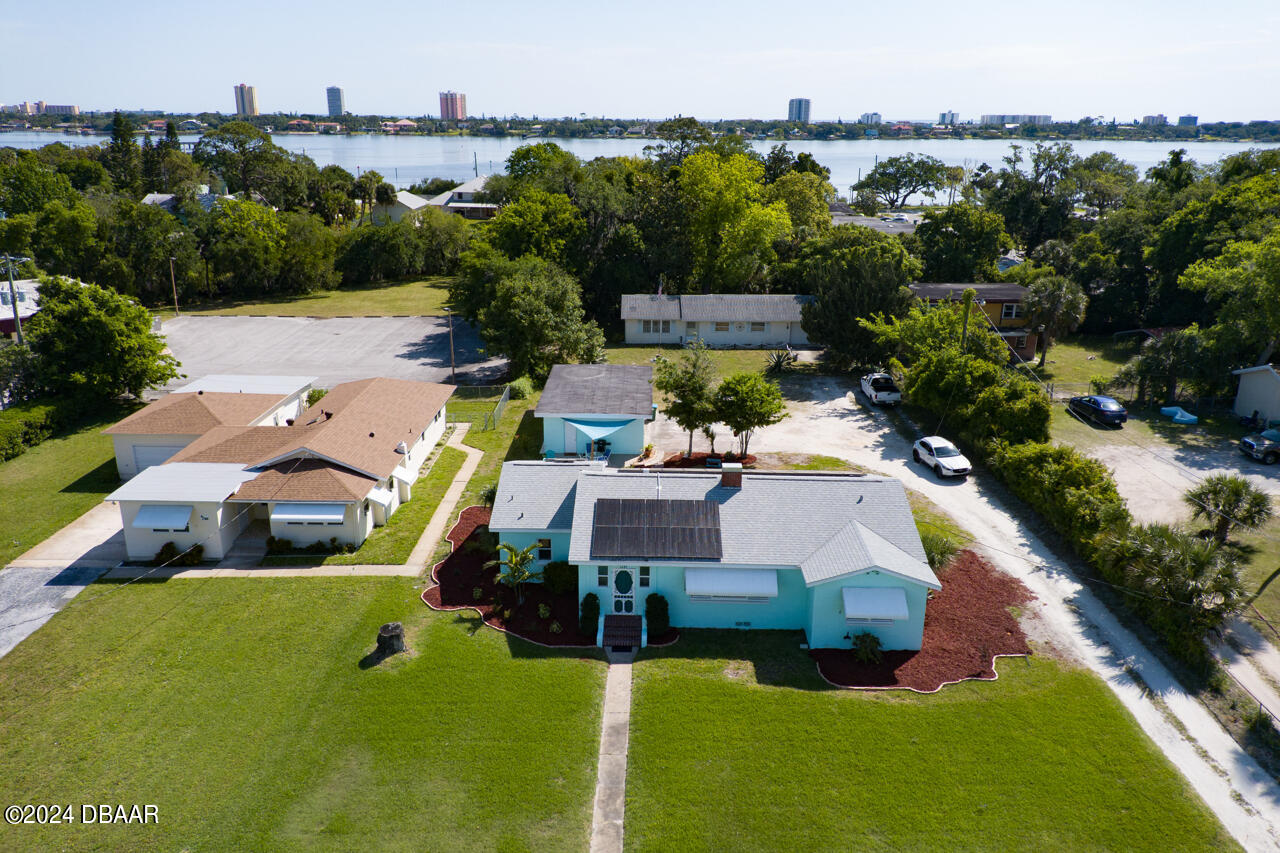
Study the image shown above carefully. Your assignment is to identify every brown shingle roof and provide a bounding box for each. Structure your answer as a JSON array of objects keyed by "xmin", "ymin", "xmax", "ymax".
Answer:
[
  {"xmin": 167, "ymin": 426, "xmax": 298, "ymax": 464},
  {"xmin": 104, "ymin": 392, "xmax": 285, "ymax": 435},
  {"xmin": 256, "ymin": 378, "xmax": 454, "ymax": 479},
  {"xmin": 233, "ymin": 460, "xmax": 377, "ymax": 503}
]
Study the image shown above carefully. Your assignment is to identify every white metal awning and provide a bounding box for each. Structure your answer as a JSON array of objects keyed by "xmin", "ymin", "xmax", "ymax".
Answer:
[
  {"xmin": 685, "ymin": 568, "xmax": 778, "ymax": 598},
  {"xmin": 271, "ymin": 503, "xmax": 347, "ymax": 523},
  {"xmin": 843, "ymin": 587, "xmax": 909, "ymax": 621},
  {"xmin": 391, "ymin": 468, "xmax": 414, "ymax": 485},
  {"xmin": 367, "ymin": 487, "xmax": 395, "ymax": 510},
  {"xmin": 132, "ymin": 504, "xmax": 193, "ymax": 530}
]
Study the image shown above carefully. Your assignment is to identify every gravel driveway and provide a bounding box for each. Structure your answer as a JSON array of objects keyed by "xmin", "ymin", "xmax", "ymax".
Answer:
[
  {"xmin": 161, "ymin": 315, "xmax": 507, "ymax": 388},
  {"xmin": 653, "ymin": 378, "xmax": 1280, "ymax": 848}
]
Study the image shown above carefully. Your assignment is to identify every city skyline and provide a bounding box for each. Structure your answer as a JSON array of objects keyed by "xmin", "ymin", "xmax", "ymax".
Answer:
[{"xmin": 3, "ymin": 0, "xmax": 1278, "ymax": 122}]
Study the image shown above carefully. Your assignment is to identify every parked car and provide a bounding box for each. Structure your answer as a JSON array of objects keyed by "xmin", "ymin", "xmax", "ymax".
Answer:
[
  {"xmin": 860, "ymin": 372, "xmax": 901, "ymax": 405},
  {"xmin": 1241, "ymin": 428, "xmax": 1280, "ymax": 465},
  {"xmin": 1068, "ymin": 395, "xmax": 1128, "ymax": 426},
  {"xmin": 912, "ymin": 436, "xmax": 971, "ymax": 478}
]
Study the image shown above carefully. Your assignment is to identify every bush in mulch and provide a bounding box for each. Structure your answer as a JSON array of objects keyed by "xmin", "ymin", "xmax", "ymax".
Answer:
[
  {"xmin": 422, "ymin": 506, "xmax": 596, "ymax": 647},
  {"xmin": 657, "ymin": 451, "xmax": 757, "ymax": 469},
  {"xmin": 811, "ymin": 550, "xmax": 1033, "ymax": 692}
]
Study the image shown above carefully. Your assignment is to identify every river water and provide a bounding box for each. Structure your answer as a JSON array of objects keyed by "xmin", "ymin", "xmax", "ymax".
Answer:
[{"xmin": 3, "ymin": 130, "xmax": 1276, "ymax": 195}]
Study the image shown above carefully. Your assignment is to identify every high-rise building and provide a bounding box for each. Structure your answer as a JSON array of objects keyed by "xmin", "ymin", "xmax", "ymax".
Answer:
[
  {"xmin": 859, "ymin": 112, "xmax": 882, "ymax": 125},
  {"xmin": 938, "ymin": 110, "xmax": 958, "ymax": 125},
  {"xmin": 326, "ymin": 86, "xmax": 345, "ymax": 117},
  {"xmin": 1140, "ymin": 114, "xmax": 1168, "ymax": 126},
  {"xmin": 233, "ymin": 83, "xmax": 259, "ymax": 116},
  {"xmin": 979, "ymin": 114, "xmax": 1052, "ymax": 126},
  {"xmin": 439, "ymin": 91, "xmax": 467, "ymax": 121},
  {"xmin": 787, "ymin": 98, "xmax": 811, "ymax": 123},
  {"xmin": 1177, "ymin": 114, "xmax": 1199, "ymax": 127}
]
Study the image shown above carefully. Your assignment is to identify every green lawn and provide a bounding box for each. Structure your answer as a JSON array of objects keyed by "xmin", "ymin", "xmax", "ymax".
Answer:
[
  {"xmin": 262, "ymin": 444, "xmax": 467, "ymax": 567},
  {"xmin": 1027, "ymin": 333, "xmax": 1139, "ymax": 387},
  {"xmin": 165, "ymin": 276, "xmax": 454, "ymax": 318},
  {"xmin": 627, "ymin": 632, "xmax": 1236, "ymax": 852},
  {"xmin": 0, "ymin": 577, "xmax": 605, "ymax": 852},
  {"xmin": 605, "ymin": 345, "xmax": 778, "ymax": 382},
  {"xmin": 0, "ymin": 412, "xmax": 125, "ymax": 567}
]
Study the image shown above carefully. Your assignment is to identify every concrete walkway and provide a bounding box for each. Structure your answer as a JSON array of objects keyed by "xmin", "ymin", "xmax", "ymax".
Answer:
[
  {"xmin": 408, "ymin": 424, "xmax": 482, "ymax": 570},
  {"xmin": 590, "ymin": 660, "xmax": 633, "ymax": 853}
]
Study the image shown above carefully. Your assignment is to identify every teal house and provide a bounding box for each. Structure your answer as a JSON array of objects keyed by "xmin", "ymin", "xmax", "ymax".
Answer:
[
  {"xmin": 535, "ymin": 364, "xmax": 654, "ymax": 462},
  {"xmin": 489, "ymin": 462, "xmax": 941, "ymax": 652}
]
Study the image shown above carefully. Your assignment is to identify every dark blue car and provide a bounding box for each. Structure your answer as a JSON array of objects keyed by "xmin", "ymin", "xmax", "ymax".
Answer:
[{"xmin": 1068, "ymin": 395, "xmax": 1128, "ymax": 426}]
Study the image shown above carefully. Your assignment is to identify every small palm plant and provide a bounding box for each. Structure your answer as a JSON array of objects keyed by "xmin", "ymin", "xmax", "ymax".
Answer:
[
  {"xmin": 765, "ymin": 349, "xmax": 797, "ymax": 374},
  {"xmin": 485, "ymin": 542, "xmax": 543, "ymax": 605},
  {"xmin": 1184, "ymin": 474, "xmax": 1274, "ymax": 544}
]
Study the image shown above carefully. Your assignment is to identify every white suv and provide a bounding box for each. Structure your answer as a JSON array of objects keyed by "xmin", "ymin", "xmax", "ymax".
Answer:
[{"xmin": 912, "ymin": 436, "xmax": 971, "ymax": 478}]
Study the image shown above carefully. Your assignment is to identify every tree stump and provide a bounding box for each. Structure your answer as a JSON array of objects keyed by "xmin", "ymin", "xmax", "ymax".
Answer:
[{"xmin": 376, "ymin": 622, "xmax": 405, "ymax": 656}]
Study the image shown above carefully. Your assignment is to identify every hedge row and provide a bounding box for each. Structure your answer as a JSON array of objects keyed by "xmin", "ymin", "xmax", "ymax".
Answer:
[{"xmin": 0, "ymin": 399, "xmax": 68, "ymax": 461}]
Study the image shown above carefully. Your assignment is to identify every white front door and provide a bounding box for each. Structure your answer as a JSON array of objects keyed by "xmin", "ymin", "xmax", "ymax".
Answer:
[{"xmin": 611, "ymin": 567, "xmax": 635, "ymax": 614}]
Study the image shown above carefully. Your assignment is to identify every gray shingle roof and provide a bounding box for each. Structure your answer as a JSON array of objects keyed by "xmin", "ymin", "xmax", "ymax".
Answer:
[
  {"xmin": 909, "ymin": 283, "xmax": 1028, "ymax": 302},
  {"xmin": 566, "ymin": 469, "xmax": 938, "ymax": 588},
  {"xmin": 620, "ymin": 294, "xmax": 812, "ymax": 322},
  {"xmin": 489, "ymin": 460, "xmax": 605, "ymax": 531},
  {"xmin": 535, "ymin": 364, "xmax": 654, "ymax": 418}
]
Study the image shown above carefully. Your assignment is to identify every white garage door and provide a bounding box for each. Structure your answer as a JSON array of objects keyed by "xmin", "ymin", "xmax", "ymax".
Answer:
[{"xmin": 133, "ymin": 444, "xmax": 186, "ymax": 472}]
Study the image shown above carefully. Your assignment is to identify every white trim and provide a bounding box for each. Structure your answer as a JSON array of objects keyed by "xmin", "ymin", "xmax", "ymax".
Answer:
[
  {"xmin": 685, "ymin": 568, "xmax": 778, "ymax": 598},
  {"xmin": 842, "ymin": 586, "xmax": 909, "ymax": 622},
  {"xmin": 271, "ymin": 502, "xmax": 348, "ymax": 523}
]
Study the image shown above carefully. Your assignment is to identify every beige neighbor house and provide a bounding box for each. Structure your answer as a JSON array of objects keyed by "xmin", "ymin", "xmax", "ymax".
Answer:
[
  {"xmin": 621, "ymin": 294, "xmax": 813, "ymax": 348},
  {"xmin": 104, "ymin": 378, "xmax": 453, "ymax": 562},
  {"xmin": 104, "ymin": 375, "xmax": 315, "ymax": 480}
]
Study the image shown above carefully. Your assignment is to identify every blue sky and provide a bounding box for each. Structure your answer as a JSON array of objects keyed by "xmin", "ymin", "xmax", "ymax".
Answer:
[{"xmin": 4, "ymin": 0, "xmax": 1277, "ymax": 122}]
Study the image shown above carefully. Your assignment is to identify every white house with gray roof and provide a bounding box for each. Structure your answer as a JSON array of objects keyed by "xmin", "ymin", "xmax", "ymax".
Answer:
[
  {"xmin": 534, "ymin": 364, "xmax": 655, "ymax": 461},
  {"xmin": 621, "ymin": 294, "xmax": 812, "ymax": 348},
  {"xmin": 489, "ymin": 462, "xmax": 940, "ymax": 651}
]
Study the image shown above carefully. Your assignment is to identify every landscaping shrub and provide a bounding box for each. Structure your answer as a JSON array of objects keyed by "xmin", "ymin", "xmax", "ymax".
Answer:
[
  {"xmin": 151, "ymin": 541, "xmax": 204, "ymax": 567},
  {"xmin": 265, "ymin": 536, "xmax": 293, "ymax": 555},
  {"xmin": 645, "ymin": 593, "xmax": 670, "ymax": 638},
  {"xmin": 580, "ymin": 592, "xmax": 600, "ymax": 639},
  {"xmin": 538, "ymin": 603, "xmax": 552, "ymax": 620},
  {"xmin": 549, "ymin": 620, "xmax": 563, "ymax": 634},
  {"xmin": 903, "ymin": 350, "xmax": 1050, "ymax": 446},
  {"xmin": 920, "ymin": 528, "xmax": 961, "ymax": 571},
  {"xmin": 480, "ymin": 484, "xmax": 498, "ymax": 507},
  {"xmin": 306, "ymin": 388, "xmax": 328, "ymax": 407},
  {"xmin": 472, "ymin": 587, "xmax": 484, "ymax": 601},
  {"xmin": 507, "ymin": 375, "xmax": 534, "ymax": 400},
  {"xmin": 543, "ymin": 560, "xmax": 577, "ymax": 597},
  {"xmin": 0, "ymin": 399, "xmax": 65, "ymax": 461},
  {"xmin": 851, "ymin": 631, "xmax": 883, "ymax": 664}
]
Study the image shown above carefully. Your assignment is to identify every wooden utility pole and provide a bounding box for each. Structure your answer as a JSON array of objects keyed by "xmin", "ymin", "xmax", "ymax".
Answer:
[
  {"xmin": 447, "ymin": 309, "xmax": 456, "ymax": 383},
  {"xmin": 169, "ymin": 256, "xmax": 180, "ymax": 315}
]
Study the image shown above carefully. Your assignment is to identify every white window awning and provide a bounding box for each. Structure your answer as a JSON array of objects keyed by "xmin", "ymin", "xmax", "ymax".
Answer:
[
  {"xmin": 271, "ymin": 502, "xmax": 347, "ymax": 523},
  {"xmin": 367, "ymin": 487, "xmax": 395, "ymax": 510},
  {"xmin": 132, "ymin": 504, "xmax": 193, "ymax": 530},
  {"xmin": 685, "ymin": 568, "xmax": 778, "ymax": 598},
  {"xmin": 391, "ymin": 468, "xmax": 414, "ymax": 485},
  {"xmin": 843, "ymin": 587, "xmax": 909, "ymax": 622}
]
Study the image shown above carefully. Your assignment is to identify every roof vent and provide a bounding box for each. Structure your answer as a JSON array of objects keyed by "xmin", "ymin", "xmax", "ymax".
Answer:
[
  {"xmin": 721, "ymin": 462, "xmax": 742, "ymax": 489},
  {"xmin": 396, "ymin": 441, "xmax": 408, "ymax": 454},
  {"xmin": 369, "ymin": 432, "xmax": 376, "ymax": 438},
  {"xmin": 197, "ymin": 389, "xmax": 203, "ymax": 395}
]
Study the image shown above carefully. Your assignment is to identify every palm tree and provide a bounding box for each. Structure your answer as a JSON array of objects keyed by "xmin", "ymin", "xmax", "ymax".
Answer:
[
  {"xmin": 374, "ymin": 181, "xmax": 398, "ymax": 223},
  {"xmin": 1025, "ymin": 275, "xmax": 1088, "ymax": 368},
  {"xmin": 485, "ymin": 542, "xmax": 543, "ymax": 605},
  {"xmin": 1184, "ymin": 474, "xmax": 1274, "ymax": 544}
]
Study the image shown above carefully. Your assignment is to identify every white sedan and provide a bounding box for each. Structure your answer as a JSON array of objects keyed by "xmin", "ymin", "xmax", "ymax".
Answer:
[{"xmin": 911, "ymin": 436, "xmax": 972, "ymax": 478}]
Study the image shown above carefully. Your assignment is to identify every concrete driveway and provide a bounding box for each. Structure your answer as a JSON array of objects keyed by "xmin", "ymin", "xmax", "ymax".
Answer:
[
  {"xmin": 652, "ymin": 378, "xmax": 1280, "ymax": 848},
  {"xmin": 0, "ymin": 566, "xmax": 106, "ymax": 659},
  {"xmin": 161, "ymin": 315, "xmax": 507, "ymax": 388},
  {"xmin": 8, "ymin": 502, "xmax": 126, "ymax": 570}
]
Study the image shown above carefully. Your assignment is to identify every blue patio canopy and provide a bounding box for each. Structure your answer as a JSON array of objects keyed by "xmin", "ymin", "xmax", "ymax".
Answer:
[{"xmin": 564, "ymin": 418, "xmax": 633, "ymax": 441}]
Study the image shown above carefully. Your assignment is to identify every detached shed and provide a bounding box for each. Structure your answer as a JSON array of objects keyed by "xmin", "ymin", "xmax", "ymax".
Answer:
[{"xmin": 1233, "ymin": 365, "xmax": 1280, "ymax": 424}]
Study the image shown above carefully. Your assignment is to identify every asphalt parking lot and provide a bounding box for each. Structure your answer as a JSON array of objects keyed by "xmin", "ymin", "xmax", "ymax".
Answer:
[{"xmin": 161, "ymin": 315, "xmax": 507, "ymax": 388}]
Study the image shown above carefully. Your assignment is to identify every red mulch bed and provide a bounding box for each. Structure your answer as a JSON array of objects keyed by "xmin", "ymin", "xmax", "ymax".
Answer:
[
  {"xmin": 811, "ymin": 551, "xmax": 1033, "ymax": 692},
  {"xmin": 422, "ymin": 506, "xmax": 597, "ymax": 647},
  {"xmin": 657, "ymin": 451, "xmax": 757, "ymax": 469}
]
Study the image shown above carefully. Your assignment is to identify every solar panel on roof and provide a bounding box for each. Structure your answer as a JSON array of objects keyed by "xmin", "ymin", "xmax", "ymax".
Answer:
[{"xmin": 590, "ymin": 498, "xmax": 722, "ymax": 561}]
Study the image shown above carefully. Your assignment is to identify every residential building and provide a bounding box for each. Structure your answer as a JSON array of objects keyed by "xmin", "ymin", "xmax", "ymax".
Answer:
[
  {"xmin": 788, "ymin": 98, "xmax": 811, "ymax": 123},
  {"xmin": 233, "ymin": 83, "xmax": 259, "ymax": 116},
  {"xmin": 1177, "ymin": 114, "xmax": 1199, "ymax": 127},
  {"xmin": 1232, "ymin": 365, "xmax": 1280, "ymax": 425},
  {"xmin": 490, "ymin": 464, "xmax": 941, "ymax": 651},
  {"xmin": 372, "ymin": 190, "xmax": 430, "ymax": 223},
  {"xmin": 979, "ymin": 114, "xmax": 1052, "ymax": 126},
  {"xmin": 177, "ymin": 119, "xmax": 204, "ymax": 131},
  {"xmin": 425, "ymin": 175, "xmax": 498, "ymax": 219},
  {"xmin": 439, "ymin": 91, "xmax": 467, "ymax": 120},
  {"xmin": 621, "ymin": 294, "xmax": 812, "ymax": 348},
  {"xmin": 939, "ymin": 110, "xmax": 958, "ymax": 125},
  {"xmin": 104, "ymin": 375, "xmax": 315, "ymax": 479},
  {"xmin": 1, "ymin": 101, "xmax": 79, "ymax": 116},
  {"xmin": 1141, "ymin": 114, "xmax": 1168, "ymax": 126},
  {"xmin": 859, "ymin": 111, "xmax": 882, "ymax": 125},
  {"xmin": 316, "ymin": 122, "xmax": 343, "ymax": 134},
  {"xmin": 326, "ymin": 86, "xmax": 345, "ymax": 117},
  {"xmin": 535, "ymin": 364, "xmax": 655, "ymax": 460},
  {"xmin": 141, "ymin": 185, "xmax": 232, "ymax": 214},
  {"xmin": 0, "ymin": 278, "xmax": 40, "ymax": 340},
  {"xmin": 908, "ymin": 283, "xmax": 1040, "ymax": 363},
  {"xmin": 105, "ymin": 377, "xmax": 454, "ymax": 561}
]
